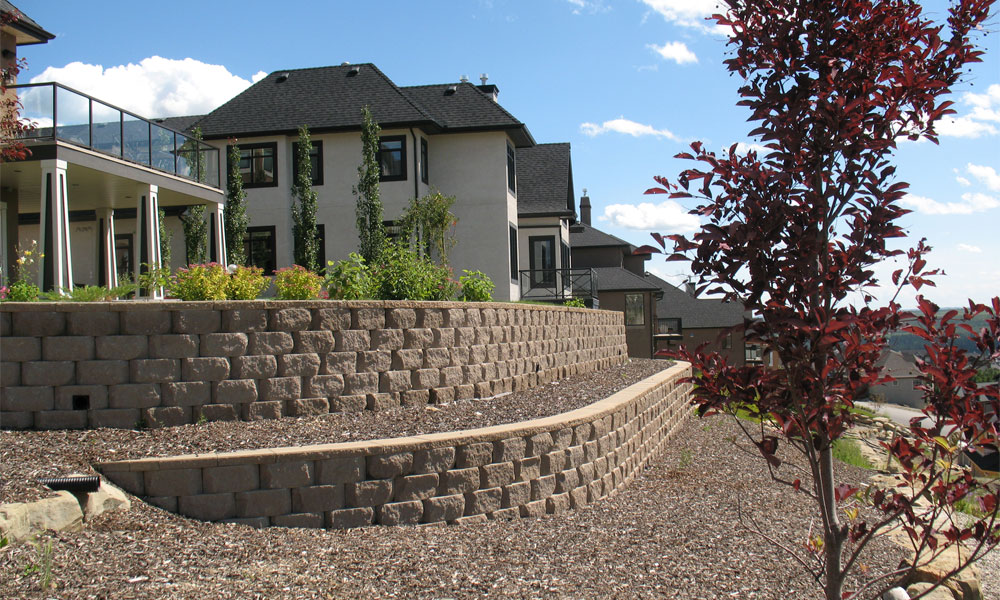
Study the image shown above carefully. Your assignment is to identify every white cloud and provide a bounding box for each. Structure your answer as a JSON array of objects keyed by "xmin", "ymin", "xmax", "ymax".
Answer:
[
  {"xmin": 936, "ymin": 115, "xmax": 998, "ymax": 138},
  {"xmin": 580, "ymin": 117, "xmax": 679, "ymax": 140},
  {"xmin": 956, "ymin": 176, "xmax": 971, "ymax": 187},
  {"xmin": 936, "ymin": 82, "xmax": 1000, "ymax": 138},
  {"xmin": 29, "ymin": 57, "xmax": 265, "ymax": 119},
  {"xmin": 966, "ymin": 163, "xmax": 1000, "ymax": 192},
  {"xmin": 734, "ymin": 142, "xmax": 768, "ymax": 155},
  {"xmin": 640, "ymin": 0, "xmax": 725, "ymax": 34},
  {"xmin": 566, "ymin": 0, "xmax": 610, "ymax": 14},
  {"xmin": 958, "ymin": 243, "xmax": 982, "ymax": 253},
  {"xmin": 964, "ymin": 84, "xmax": 1000, "ymax": 119},
  {"xmin": 647, "ymin": 41, "xmax": 698, "ymax": 65},
  {"xmin": 901, "ymin": 192, "xmax": 1000, "ymax": 215},
  {"xmin": 600, "ymin": 200, "xmax": 701, "ymax": 233}
]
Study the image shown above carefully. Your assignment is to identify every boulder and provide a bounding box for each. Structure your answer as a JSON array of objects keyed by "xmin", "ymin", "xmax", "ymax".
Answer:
[
  {"xmin": 0, "ymin": 491, "xmax": 84, "ymax": 543},
  {"xmin": 80, "ymin": 480, "xmax": 131, "ymax": 520},
  {"xmin": 900, "ymin": 546, "xmax": 982, "ymax": 600},
  {"xmin": 907, "ymin": 582, "xmax": 959, "ymax": 600}
]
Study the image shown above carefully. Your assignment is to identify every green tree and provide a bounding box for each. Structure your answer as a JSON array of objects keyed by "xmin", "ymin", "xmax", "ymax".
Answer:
[
  {"xmin": 158, "ymin": 208, "xmax": 172, "ymax": 270},
  {"xmin": 291, "ymin": 125, "xmax": 320, "ymax": 272},
  {"xmin": 180, "ymin": 127, "xmax": 209, "ymax": 265},
  {"xmin": 224, "ymin": 140, "xmax": 248, "ymax": 266},
  {"xmin": 399, "ymin": 191, "xmax": 457, "ymax": 265},
  {"xmin": 354, "ymin": 106, "xmax": 385, "ymax": 264}
]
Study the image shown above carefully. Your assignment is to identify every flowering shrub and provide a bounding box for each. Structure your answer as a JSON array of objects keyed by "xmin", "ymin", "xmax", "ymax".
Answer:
[
  {"xmin": 459, "ymin": 270, "xmax": 494, "ymax": 302},
  {"xmin": 3, "ymin": 241, "xmax": 42, "ymax": 302},
  {"xmin": 274, "ymin": 265, "xmax": 323, "ymax": 300},
  {"xmin": 170, "ymin": 263, "xmax": 230, "ymax": 301},
  {"xmin": 227, "ymin": 265, "xmax": 269, "ymax": 300},
  {"xmin": 371, "ymin": 242, "xmax": 456, "ymax": 301}
]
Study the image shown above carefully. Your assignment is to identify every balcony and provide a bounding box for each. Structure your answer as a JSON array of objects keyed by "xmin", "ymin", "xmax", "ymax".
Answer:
[
  {"xmin": 10, "ymin": 82, "xmax": 221, "ymax": 188},
  {"xmin": 518, "ymin": 268, "xmax": 597, "ymax": 306}
]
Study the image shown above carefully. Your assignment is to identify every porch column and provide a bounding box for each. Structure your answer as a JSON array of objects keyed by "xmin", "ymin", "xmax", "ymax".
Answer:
[
  {"xmin": 135, "ymin": 183, "xmax": 162, "ymax": 298},
  {"xmin": 38, "ymin": 159, "xmax": 73, "ymax": 292},
  {"xmin": 209, "ymin": 202, "xmax": 227, "ymax": 268},
  {"xmin": 95, "ymin": 207, "xmax": 117, "ymax": 288}
]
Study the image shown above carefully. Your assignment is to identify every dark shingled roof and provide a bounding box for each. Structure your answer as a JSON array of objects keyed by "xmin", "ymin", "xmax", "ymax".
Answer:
[
  {"xmin": 516, "ymin": 143, "xmax": 575, "ymax": 217},
  {"xmin": 569, "ymin": 222, "xmax": 643, "ymax": 251},
  {"xmin": 877, "ymin": 350, "xmax": 920, "ymax": 379},
  {"xmin": 593, "ymin": 267, "xmax": 661, "ymax": 292},
  {"xmin": 194, "ymin": 64, "xmax": 533, "ymax": 146},
  {"xmin": 154, "ymin": 115, "xmax": 204, "ymax": 134},
  {"xmin": 1, "ymin": 1, "xmax": 55, "ymax": 44},
  {"xmin": 645, "ymin": 272, "xmax": 745, "ymax": 329}
]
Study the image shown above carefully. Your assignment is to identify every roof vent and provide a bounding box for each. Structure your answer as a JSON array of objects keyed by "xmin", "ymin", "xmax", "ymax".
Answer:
[
  {"xmin": 460, "ymin": 75, "xmax": 469, "ymax": 83},
  {"xmin": 275, "ymin": 72, "xmax": 290, "ymax": 83},
  {"xmin": 480, "ymin": 73, "xmax": 489, "ymax": 85},
  {"xmin": 445, "ymin": 85, "xmax": 457, "ymax": 95},
  {"xmin": 347, "ymin": 66, "xmax": 361, "ymax": 77},
  {"xmin": 341, "ymin": 61, "xmax": 351, "ymax": 65}
]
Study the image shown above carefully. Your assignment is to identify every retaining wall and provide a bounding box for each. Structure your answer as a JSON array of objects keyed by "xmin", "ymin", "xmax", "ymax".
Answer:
[
  {"xmin": 0, "ymin": 301, "xmax": 628, "ymax": 430},
  {"xmin": 96, "ymin": 362, "xmax": 692, "ymax": 528}
]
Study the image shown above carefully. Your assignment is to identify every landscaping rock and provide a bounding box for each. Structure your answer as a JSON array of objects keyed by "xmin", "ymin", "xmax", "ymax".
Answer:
[{"xmin": 0, "ymin": 490, "xmax": 83, "ymax": 543}]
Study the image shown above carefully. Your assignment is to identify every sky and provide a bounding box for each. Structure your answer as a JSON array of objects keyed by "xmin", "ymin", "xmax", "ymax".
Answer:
[{"xmin": 13, "ymin": 0, "xmax": 1000, "ymax": 309}]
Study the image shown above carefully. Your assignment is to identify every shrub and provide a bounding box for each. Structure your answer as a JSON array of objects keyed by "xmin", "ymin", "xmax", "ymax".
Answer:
[
  {"xmin": 564, "ymin": 297, "xmax": 586, "ymax": 308},
  {"xmin": 136, "ymin": 263, "xmax": 171, "ymax": 297},
  {"xmin": 274, "ymin": 265, "xmax": 323, "ymax": 300},
  {"xmin": 41, "ymin": 285, "xmax": 129, "ymax": 302},
  {"xmin": 459, "ymin": 270, "xmax": 494, "ymax": 302},
  {"xmin": 371, "ymin": 242, "xmax": 456, "ymax": 301},
  {"xmin": 227, "ymin": 265, "xmax": 269, "ymax": 300},
  {"xmin": 170, "ymin": 263, "xmax": 230, "ymax": 301},
  {"xmin": 5, "ymin": 279, "xmax": 39, "ymax": 302},
  {"xmin": 324, "ymin": 253, "xmax": 374, "ymax": 299}
]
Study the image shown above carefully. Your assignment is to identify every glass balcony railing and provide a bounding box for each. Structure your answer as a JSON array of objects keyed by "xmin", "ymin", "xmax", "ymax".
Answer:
[{"xmin": 11, "ymin": 82, "xmax": 221, "ymax": 189}]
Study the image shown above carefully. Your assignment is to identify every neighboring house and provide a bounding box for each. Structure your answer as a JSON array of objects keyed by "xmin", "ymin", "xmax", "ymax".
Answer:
[
  {"xmin": 1, "ymin": 2, "xmax": 225, "ymax": 291},
  {"xmin": 643, "ymin": 272, "xmax": 747, "ymax": 366},
  {"xmin": 870, "ymin": 349, "xmax": 923, "ymax": 408}
]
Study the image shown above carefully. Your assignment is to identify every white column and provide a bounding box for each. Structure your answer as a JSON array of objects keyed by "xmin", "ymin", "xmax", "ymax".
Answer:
[
  {"xmin": 95, "ymin": 207, "xmax": 117, "ymax": 288},
  {"xmin": 211, "ymin": 202, "xmax": 228, "ymax": 268},
  {"xmin": 38, "ymin": 159, "xmax": 73, "ymax": 292},
  {"xmin": 135, "ymin": 183, "xmax": 162, "ymax": 298}
]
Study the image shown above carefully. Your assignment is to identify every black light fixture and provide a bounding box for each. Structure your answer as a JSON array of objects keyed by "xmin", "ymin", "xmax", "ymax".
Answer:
[{"xmin": 1, "ymin": 49, "xmax": 15, "ymax": 59}]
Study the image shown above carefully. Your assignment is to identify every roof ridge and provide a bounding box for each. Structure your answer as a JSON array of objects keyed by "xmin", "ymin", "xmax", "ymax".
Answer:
[{"xmin": 369, "ymin": 65, "xmax": 438, "ymax": 125}]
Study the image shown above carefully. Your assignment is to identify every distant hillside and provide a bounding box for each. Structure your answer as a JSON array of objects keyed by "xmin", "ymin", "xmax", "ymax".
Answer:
[{"xmin": 887, "ymin": 309, "xmax": 990, "ymax": 356}]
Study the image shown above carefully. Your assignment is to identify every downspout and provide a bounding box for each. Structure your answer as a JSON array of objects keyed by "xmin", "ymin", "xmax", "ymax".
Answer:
[{"xmin": 409, "ymin": 128, "xmax": 420, "ymax": 252}]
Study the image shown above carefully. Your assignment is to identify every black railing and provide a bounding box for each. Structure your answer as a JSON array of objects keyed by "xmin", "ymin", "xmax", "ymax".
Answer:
[
  {"xmin": 10, "ymin": 82, "xmax": 221, "ymax": 189},
  {"xmin": 519, "ymin": 268, "xmax": 597, "ymax": 303}
]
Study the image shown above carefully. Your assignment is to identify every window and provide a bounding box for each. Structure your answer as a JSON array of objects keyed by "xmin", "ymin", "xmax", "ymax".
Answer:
[
  {"xmin": 529, "ymin": 235, "xmax": 555, "ymax": 287},
  {"xmin": 245, "ymin": 226, "xmax": 276, "ymax": 275},
  {"xmin": 378, "ymin": 135, "xmax": 407, "ymax": 181},
  {"xmin": 384, "ymin": 220, "xmax": 403, "ymax": 243},
  {"xmin": 722, "ymin": 333, "xmax": 733, "ymax": 349},
  {"xmin": 114, "ymin": 233, "xmax": 133, "ymax": 280},
  {"xmin": 625, "ymin": 293, "xmax": 645, "ymax": 326},
  {"xmin": 560, "ymin": 240, "xmax": 570, "ymax": 269},
  {"xmin": 292, "ymin": 140, "xmax": 323, "ymax": 186},
  {"xmin": 506, "ymin": 143, "xmax": 516, "ymax": 194},
  {"xmin": 658, "ymin": 318, "xmax": 681, "ymax": 334},
  {"xmin": 232, "ymin": 142, "xmax": 277, "ymax": 188},
  {"xmin": 509, "ymin": 224, "xmax": 518, "ymax": 281},
  {"xmin": 420, "ymin": 138, "xmax": 428, "ymax": 184},
  {"xmin": 911, "ymin": 379, "xmax": 920, "ymax": 390}
]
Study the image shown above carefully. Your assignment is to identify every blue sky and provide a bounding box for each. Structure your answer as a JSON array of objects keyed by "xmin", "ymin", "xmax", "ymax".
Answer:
[{"xmin": 15, "ymin": 0, "xmax": 999, "ymax": 308}]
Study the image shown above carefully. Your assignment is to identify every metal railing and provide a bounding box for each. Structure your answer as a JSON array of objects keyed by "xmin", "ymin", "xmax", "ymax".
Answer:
[
  {"xmin": 11, "ymin": 82, "xmax": 221, "ymax": 188},
  {"xmin": 518, "ymin": 268, "xmax": 597, "ymax": 303}
]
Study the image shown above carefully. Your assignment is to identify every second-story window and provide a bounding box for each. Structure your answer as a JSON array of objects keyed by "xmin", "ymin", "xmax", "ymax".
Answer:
[
  {"xmin": 234, "ymin": 142, "xmax": 277, "ymax": 188},
  {"xmin": 292, "ymin": 140, "xmax": 323, "ymax": 186},
  {"xmin": 378, "ymin": 135, "xmax": 407, "ymax": 181},
  {"xmin": 420, "ymin": 137, "xmax": 429, "ymax": 184},
  {"xmin": 507, "ymin": 143, "xmax": 516, "ymax": 194}
]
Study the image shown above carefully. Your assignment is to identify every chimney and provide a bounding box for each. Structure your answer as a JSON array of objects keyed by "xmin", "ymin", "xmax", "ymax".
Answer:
[
  {"xmin": 476, "ymin": 73, "xmax": 499, "ymax": 102},
  {"xmin": 685, "ymin": 279, "xmax": 696, "ymax": 296},
  {"xmin": 579, "ymin": 191, "xmax": 592, "ymax": 226}
]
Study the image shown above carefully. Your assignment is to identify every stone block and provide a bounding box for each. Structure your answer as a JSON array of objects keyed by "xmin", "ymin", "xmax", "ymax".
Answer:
[
  {"xmin": 0, "ymin": 411, "xmax": 32, "ymax": 429},
  {"xmin": 145, "ymin": 468, "xmax": 202, "ymax": 497},
  {"xmin": 418, "ymin": 309, "xmax": 444, "ymax": 328},
  {"xmin": 146, "ymin": 496, "xmax": 178, "ymax": 512},
  {"xmin": 439, "ymin": 467, "xmax": 480, "ymax": 495},
  {"xmin": 109, "ymin": 383, "xmax": 161, "ymax": 409},
  {"xmin": 314, "ymin": 307, "xmax": 351, "ymax": 331},
  {"xmin": 293, "ymin": 330, "xmax": 334, "ymax": 354},
  {"xmin": 481, "ymin": 462, "xmax": 515, "ymax": 488},
  {"xmin": 131, "ymin": 358, "xmax": 179, "ymax": 383},
  {"xmin": 287, "ymin": 397, "xmax": 329, "ymax": 416},
  {"xmin": 346, "ymin": 479, "xmax": 393, "ymax": 507},
  {"xmin": 35, "ymin": 410, "xmax": 88, "ymax": 429},
  {"xmin": 121, "ymin": 310, "xmax": 170, "ymax": 335},
  {"xmin": 235, "ymin": 488, "xmax": 291, "ymax": 517},
  {"xmin": 22, "ymin": 360, "xmax": 75, "ymax": 386},
  {"xmin": 423, "ymin": 347, "xmax": 451, "ymax": 368},
  {"xmin": 95, "ymin": 335, "xmax": 148, "ymax": 360},
  {"xmin": 322, "ymin": 352, "xmax": 356, "ymax": 375},
  {"xmin": 162, "ymin": 381, "xmax": 211, "ymax": 407},
  {"xmin": 42, "ymin": 336, "xmax": 94, "ymax": 361},
  {"xmin": 244, "ymin": 400, "xmax": 283, "ymax": 420},
  {"xmin": 378, "ymin": 500, "xmax": 422, "ymax": 525},
  {"xmin": 2, "ymin": 361, "xmax": 20, "ymax": 386},
  {"xmin": 386, "ymin": 308, "xmax": 416, "ymax": 329},
  {"xmin": 444, "ymin": 308, "xmax": 466, "ymax": 327},
  {"xmin": 221, "ymin": 516, "xmax": 268, "ymax": 528},
  {"xmin": 260, "ymin": 460, "xmax": 314, "ymax": 489},
  {"xmin": 143, "ymin": 406, "xmax": 191, "ymax": 428},
  {"xmin": 520, "ymin": 500, "xmax": 547, "ymax": 518},
  {"xmin": 456, "ymin": 443, "xmax": 493, "ymax": 468},
  {"xmin": 515, "ymin": 456, "xmax": 541, "ymax": 482},
  {"xmin": 588, "ymin": 480, "xmax": 604, "ymax": 503},
  {"xmin": 455, "ymin": 384, "xmax": 475, "ymax": 400},
  {"xmin": 573, "ymin": 423, "xmax": 594, "ymax": 445},
  {"xmin": 432, "ymin": 329, "xmax": 454, "ymax": 349},
  {"xmin": 489, "ymin": 507, "xmax": 520, "ymax": 521},
  {"xmin": 248, "ymin": 332, "xmax": 294, "ymax": 355},
  {"xmin": 541, "ymin": 451, "xmax": 566, "ymax": 476},
  {"xmin": 64, "ymin": 311, "xmax": 117, "ymax": 336},
  {"xmin": 89, "ymin": 408, "xmax": 139, "ymax": 429},
  {"xmin": 272, "ymin": 512, "xmax": 324, "ymax": 529},
  {"xmin": 530, "ymin": 475, "xmax": 557, "ymax": 501},
  {"xmin": 465, "ymin": 487, "xmax": 502, "ymax": 515},
  {"xmin": 566, "ymin": 445, "xmax": 585, "ymax": 468},
  {"xmin": 422, "ymin": 494, "xmax": 466, "ymax": 523},
  {"xmin": 449, "ymin": 346, "xmax": 470, "ymax": 366},
  {"xmin": 316, "ymin": 456, "xmax": 365, "ymax": 484},
  {"xmin": 278, "ymin": 353, "xmax": 320, "ymax": 377},
  {"xmin": 352, "ymin": 307, "xmax": 385, "ymax": 330},
  {"xmin": 292, "ymin": 485, "xmax": 344, "ymax": 513},
  {"xmin": 430, "ymin": 387, "xmax": 455, "ymax": 404},
  {"xmin": 173, "ymin": 310, "xmax": 221, "ymax": 334},
  {"xmin": 330, "ymin": 395, "xmax": 367, "ymax": 412},
  {"xmin": 179, "ymin": 493, "xmax": 236, "ymax": 521},
  {"xmin": 232, "ymin": 355, "xmax": 276, "ymax": 379},
  {"xmin": 569, "ymin": 486, "xmax": 589, "ymax": 509},
  {"xmin": 403, "ymin": 328, "xmax": 433, "ymax": 349},
  {"xmin": 412, "ymin": 368, "xmax": 440, "ymax": 390},
  {"xmin": 335, "ymin": 330, "xmax": 370, "ymax": 352},
  {"xmin": 201, "ymin": 333, "xmax": 248, "ymax": 357},
  {"xmin": 12, "ymin": 311, "xmax": 65, "ymax": 337},
  {"xmin": 204, "ymin": 464, "xmax": 260, "ymax": 493},
  {"xmin": 371, "ymin": 329, "xmax": 404, "ymax": 350},
  {"xmin": 556, "ymin": 469, "xmax": 580, "ymax": 494},
  {"xmin": 0, "ymin": 312, "xmax": 7, "ymax": 337},
  {"xmin": 54, "ymin": 385, "xmax": 108, "ymax": 410},
  {"xmin": 148, "ymin": 334, "xmax": 199, "ymax": 358},
  {"xmin": 502, "ymin": 481, "xmax": 531, "ymax": 508},
  {"xmin": 391, "ymin": 349, "xmax": 423, "ymax": 370},
  {"xmin": 327, "ymin": 507, "xmax": 373, "ymax": 529},
  {"xmin": 259, "ymin": 377, "xmax": 301, "ymax": 402},
  {"xmin": 367, "ymin": 393, "xmax": 399, "ymax": 411},
  {"xmin": 474, "ymin": 381, "xmax": 492, "ymax": 398},
  {"xmin": 75, "ymin": 360, "xmax": 127, "ymax": 387},
  {"xmin": 413, "ymin": 446, "xmax": 456, "ymax": 473},
  {"xmin": 552, "ymin": 427, "xmax": 574, "ymax": 450},
  {"xmin": 213, "ymin": 379, "xmax": 257, "ymax": 404},
  {"xmin": 546, "ymin": 492, "xmax": 570, "ymax": 514},
  {"xmin": 357, "ymin": 350, "xmax": 391, "ymax": 372},
  {"xmin": 344, "ymin": 372, "xmax": 377, "ymax": 395},
  {"xmin": 269, "ymin": 308, "xmax": 311, "ymax": 331},
  {"xmin": 494, "ymin": 437, "xmax": 526, "ymax": 463},
  {"xmin": 452, "ymin": 514, "xmax": 488, "ymax": 525},
  {"xmin": 400, "ymin": 390, "xmax": 430, "ymax": 407},
  {"xmin": 440, "ymin": 366, "xmax": 464, "ymax": 387},
  {"xmin": 393, "ymin": 473, "xmax": 439, "ymax": 502},
  {"xmin": 181, "ymin": 357, "xmax": 230, "ymax": 382},
  {"xmin": 303, "ymin": 374, "xmax": 344, "ymax": 398},
  {"xmin": 222, "ymin": 309, "xmax": 267, "ymax": 332},
  {"xmin": 455, "ymin": 328, "xmax": 476, "ymax": 347},
  {"xmin": 379, "ymin": 370, "xmax": 411, "ymax": 393},
  {"xmin": 195, "ymin": 404, "xmax": 238, "ymax": 422},
  {"xmin": 577, "ymin": 462, "xmax": 596, "ymax": 484},
  {"xmin": 367, "ymin": 452, "xmax": 414, "ymax": 479}
]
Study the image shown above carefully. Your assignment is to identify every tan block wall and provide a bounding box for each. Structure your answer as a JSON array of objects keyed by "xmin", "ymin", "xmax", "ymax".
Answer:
[
  {"xmin": 0, "ymin": 301, "xmax": 627, "ymax": 430},
  {"xmin": 96, "ymin": 362, "xmax": 692, "ymax": 528}
]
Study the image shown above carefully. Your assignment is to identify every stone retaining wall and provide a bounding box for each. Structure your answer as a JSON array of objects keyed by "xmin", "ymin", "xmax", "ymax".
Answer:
[
  {"xmin": 96, "ymin": 362, "xmax": 692, "ymax": 528},
  {"xmin": 0, "ymin": 301, "xmax": 627, "ymax": 430}
]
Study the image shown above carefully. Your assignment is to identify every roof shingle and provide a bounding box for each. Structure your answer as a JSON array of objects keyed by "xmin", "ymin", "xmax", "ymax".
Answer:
[
  {"xmin": 516, "ymin": 143, "xmax": 575, "ymax": 217},
  {"xmin": 645, "ymin": 272, "xmax": 745, "ymax": 328}
]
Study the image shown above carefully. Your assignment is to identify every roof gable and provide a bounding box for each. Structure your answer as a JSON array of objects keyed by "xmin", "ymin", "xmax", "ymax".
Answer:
[
  {"xmin": 645, "ymin": 272, "xmax": 745, "ymax": 328},
  {"xmin": 517, "ymin": 143, "xmax": 575, "ymax": 217}
]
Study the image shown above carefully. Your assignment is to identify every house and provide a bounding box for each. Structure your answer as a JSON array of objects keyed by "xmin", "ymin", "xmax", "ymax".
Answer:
[
  {"xmin": 869, "ymin": 349, "xmax": 923, "ymax": 408},
  {"xmin": 1, "ymin": 2, "xmax": 225, "ymax": 291}
]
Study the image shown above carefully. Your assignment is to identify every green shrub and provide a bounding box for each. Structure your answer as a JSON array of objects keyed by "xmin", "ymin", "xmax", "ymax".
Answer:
[
  {"xmin": 41, "ymin": 285, "xmax": 129, "ymax": 302},
  {"xmin": 831, "ymin": 438, "xmax": 873, "ymax": 470},
  {"xmin": 170, "ymin": 263, "xmax": 230, "ymax": 301},
  {"xmin": 324, "ymin": 253, "xmax": 374, "ymax": 299},
  {"xmin": 5, "ymin": 279, "xmax": 40, "ymax": 301},
  {"xmin": 136, "ymin": 263, "xmax": 171, "ymax": 297},
  {"xmin": 371, "ymin": 242, "xmax": 456, "ymax": 301},
  {"xmin": 564, "ymin": 297, "xmax": 586, "ymax": 308},
  {"xmin": 274, "ymin": 265, "xmax": 323, "ymax": 300},
  {"xmin": 227, "ymin": 265, "xmax": 269, "ymax": 300},
  {"xmin": 459, "ymin": 270, "xmax": 494, "ymax": 302}
]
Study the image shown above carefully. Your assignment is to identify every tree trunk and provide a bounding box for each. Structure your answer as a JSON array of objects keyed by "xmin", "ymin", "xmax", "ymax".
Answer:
[{"xmin": 820, "ymin": 443, "xmax": 846, "ymax": 600}]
